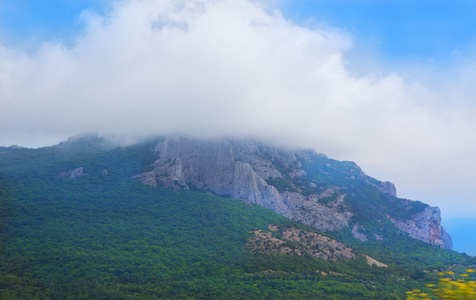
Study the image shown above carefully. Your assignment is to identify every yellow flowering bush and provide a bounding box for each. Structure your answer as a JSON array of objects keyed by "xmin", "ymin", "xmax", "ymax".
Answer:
[{"xmin": 407, "ymin": 270, "xmax": 476, "ymax": 300}]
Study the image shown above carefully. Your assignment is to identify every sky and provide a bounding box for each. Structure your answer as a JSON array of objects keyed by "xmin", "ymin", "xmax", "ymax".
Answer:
[
  {"xmin": 1, "ymin": 0, "xmax": 476, "ymax": 221},
  {"xmin": 443, "ymin": 218, "xmax": 476, "ymax": 256}
]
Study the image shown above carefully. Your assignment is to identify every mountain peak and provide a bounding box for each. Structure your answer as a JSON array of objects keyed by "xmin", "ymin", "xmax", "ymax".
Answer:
[{"xmin": 56, "ymin": 132, "xmax": 116, "ymax": 152}]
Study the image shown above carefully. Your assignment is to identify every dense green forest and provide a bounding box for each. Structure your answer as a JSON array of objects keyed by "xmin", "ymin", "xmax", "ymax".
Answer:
[{"xmin": 0, "ymin": 137, "xmax": 474, "ymax": 299}]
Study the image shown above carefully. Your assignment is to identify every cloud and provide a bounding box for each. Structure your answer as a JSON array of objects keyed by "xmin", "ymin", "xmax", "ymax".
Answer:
[{"xmin": 1, "ymin": 0, "xmax": 476, "ymax": 216}]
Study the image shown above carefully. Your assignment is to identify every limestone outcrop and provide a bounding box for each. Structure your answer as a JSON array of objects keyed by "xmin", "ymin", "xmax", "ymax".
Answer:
[
  {"xmin": 58, "ymin": 167, "xmax": 86, "ymax": 180},
  {"xmin": 135, "ymin": 137, "xmax": 354, "ymax": 230},
  {"xmin": 135, "ymin": 136, "xmax": 452, "ymax": 249},
  {"xmin": 391, "ymin": 207, "xmax": 453, "ymax": 249}
]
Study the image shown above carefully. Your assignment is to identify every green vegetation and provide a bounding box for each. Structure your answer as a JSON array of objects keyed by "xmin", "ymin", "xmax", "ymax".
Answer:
[
  {"xmin": 0, "ymin": 138, "xmax": 474, "ymax": 299},
  {"xmin": 334, "ymin": 221, "xmax": 472, "ymax": 277},
  {"xmin": 299, "ymin": 152, "xmax": 429, "ymax": 222},
  {"xmin": 407, "ymin": 270, "xmax": 476, "ymax": 299}
]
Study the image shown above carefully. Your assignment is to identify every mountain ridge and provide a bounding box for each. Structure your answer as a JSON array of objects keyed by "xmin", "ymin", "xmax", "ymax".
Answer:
[
  {"xmin": 134, "ymin": 136, "xmax": 452, "ymax": 249},
  {"xmin": 1, "ymin": 133, "xmax": 470, "ymax": 299}
]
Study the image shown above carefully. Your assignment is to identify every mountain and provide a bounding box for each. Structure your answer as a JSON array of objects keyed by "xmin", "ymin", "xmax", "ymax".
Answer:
[
  {"xmin": 135, "ymin": 136, "xmax": 452, "ymax": 249},
  {"xmin": 0, "ymin": 134, "xmax": 470, "ymax": 299}
]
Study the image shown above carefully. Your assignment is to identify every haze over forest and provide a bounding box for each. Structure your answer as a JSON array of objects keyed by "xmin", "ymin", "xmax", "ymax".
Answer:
[{"xmin": 1, "ymin": 0, "xmax": 476, "ymax": 220}]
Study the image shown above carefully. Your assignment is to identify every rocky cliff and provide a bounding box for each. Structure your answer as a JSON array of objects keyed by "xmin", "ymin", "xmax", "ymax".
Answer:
[
  {"xmin": 136, "ymin": 136, "xmax": 452, "ymax": 249},
  {"xmin": 136, "ymin": 136, "xmax": 353, "ymax": 231},
  {"xmin": 391, "ymin": 207, "xmax": 453, "ymax": 249}
]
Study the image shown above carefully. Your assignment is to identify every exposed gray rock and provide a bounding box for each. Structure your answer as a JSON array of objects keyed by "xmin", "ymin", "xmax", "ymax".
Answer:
[
  {"xmin": 391, "ymin": 207, "xmax": 452, "ymax": 249},
  {"xmin": 352, "ymin": 225, "xmax": 369, "ymax": 241},
  {"xmin": 135, "ymin": 136, "xmax": 349, "ymax": 231},
  {"xmin": 378, "ymin": 181, "xmax": 397, "ymax": 197},
  {"xmin": 283, "ymin": 192, "xmax": 351, "ymax": 231},
  {"xmin": 135, "ymin": 136, "xmax": 451, "ymax": 247},
  {"xmin": 59, "ymin": 167, "xmax": 87, "ymax": 179},
  {"xmin": 70, "ymin": 167, "xmax": 85, "ymax": 180}
]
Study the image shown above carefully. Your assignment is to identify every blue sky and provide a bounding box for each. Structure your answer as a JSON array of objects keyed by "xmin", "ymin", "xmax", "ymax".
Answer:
[
  {"xmin": 2, "ymin": 0, "xmax": 476, "ymax": 65},
  {"xmin": 0, "ymin": 0, "xmax": 111, "ymax": 49},
  {"xmin": 444, "ymin": 217, "xmax": 476, "ymax": 256},
  {"xmin": 1, "ymin": 0, "xmax": 476, "ymax": 222},
  {"xmin": 280, "ymin": 0, "xmax": 476, "ymax": 66}
]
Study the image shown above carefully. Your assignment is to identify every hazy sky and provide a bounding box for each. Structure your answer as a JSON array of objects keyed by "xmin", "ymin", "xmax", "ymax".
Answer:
[{"xmin": 1, "ymin": 0, "xmax": 476, "ymax": 218}]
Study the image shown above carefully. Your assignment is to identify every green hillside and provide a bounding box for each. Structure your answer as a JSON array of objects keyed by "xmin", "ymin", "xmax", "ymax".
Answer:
[{"xmin": 0, "ymin": 138, "xmax": 474, "ymax": 299}]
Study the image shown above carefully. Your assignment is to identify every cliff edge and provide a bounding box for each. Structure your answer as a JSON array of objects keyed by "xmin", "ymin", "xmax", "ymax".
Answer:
[{"xmin": 135, "ymin": 136, "xmax": 452, "ymax": 249}]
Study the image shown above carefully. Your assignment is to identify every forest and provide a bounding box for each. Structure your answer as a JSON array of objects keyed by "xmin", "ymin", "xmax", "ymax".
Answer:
[{"xmin": 0, "ymin": 137, "xmax": 474, "ymax": 299}]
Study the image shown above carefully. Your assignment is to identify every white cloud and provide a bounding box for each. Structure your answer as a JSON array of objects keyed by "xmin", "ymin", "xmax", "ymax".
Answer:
[{"xmin": 1, "ymin": 0, "xmax": 476, "ymax": 216}]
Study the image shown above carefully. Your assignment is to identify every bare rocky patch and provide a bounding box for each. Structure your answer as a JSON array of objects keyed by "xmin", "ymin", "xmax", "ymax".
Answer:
[
  {"xmin": 364, "ymin": 255, "xmax": 388, "ymax": 268},
  {"xmin": 247, "ymin": 225, "xmax": 355, "ymax": 261}
]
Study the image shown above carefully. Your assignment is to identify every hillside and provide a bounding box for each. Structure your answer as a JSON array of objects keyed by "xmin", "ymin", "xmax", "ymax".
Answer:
[
  {"xmin": 0, "ymin": 135, "xmax": 473, "ymax": 299},
  {"xmin": 136, "ymin": 136, "xmax": 451, "ymax": 248}
]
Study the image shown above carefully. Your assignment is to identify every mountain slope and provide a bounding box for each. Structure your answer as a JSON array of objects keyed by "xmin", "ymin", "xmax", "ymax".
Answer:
[
  {"xmin": 0, "ymin": 134, "xmax": 469, "ymax": 299},
  {"xmin": 135, "ymin": 136, "xmax": 452, "ymax": 249}
]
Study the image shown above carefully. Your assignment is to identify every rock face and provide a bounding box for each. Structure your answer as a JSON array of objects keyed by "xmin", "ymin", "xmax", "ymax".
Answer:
[
  {"xmin": 58, "ymin": 167, "xmax": 86, "ymax": 180},
  {"xmin": 70, "ymin": 167, "xmax": 85, "ymax": 180},
  {"xmin": 352, "ymin": 225, "xmax": 369, "ymax": 242},
  {"xmin": 392, "ymin": 207, "xmax": 453, "ymax": 249},
  {"xmin": 378, "ymin": 181, "xmax": 397, "ymax": 197},
  {"xmin": 135, "ymin": 136, "xmax": 452, "ymax": 249},
  {"xmin": 136, "ymin": 137, "xmax": 351, "ymax": 230}
]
